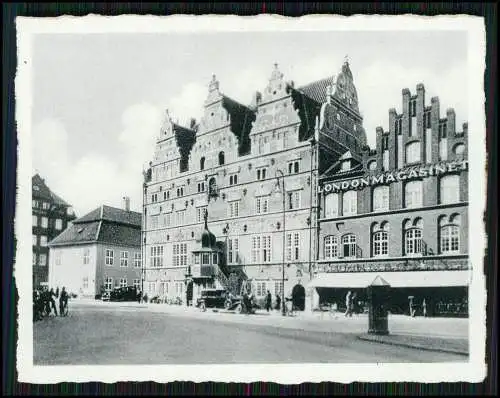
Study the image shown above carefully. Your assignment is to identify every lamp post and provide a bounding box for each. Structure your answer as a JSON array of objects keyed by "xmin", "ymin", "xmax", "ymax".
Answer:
[{"xmin": 274, "ymin": 169, "xmax": 287, "ymax": 316}]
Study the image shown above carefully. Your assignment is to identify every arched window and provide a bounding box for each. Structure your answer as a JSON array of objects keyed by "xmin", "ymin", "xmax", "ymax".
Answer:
[
  {"xmin": 341, "ymin": 234, "xmax": 357, "ymax": 258},
  {"xmin": 404, "ymin": 180, "xmax": 423, "ymax": 208},
  {"xmin": 373, "ymin": 186, "xmax": 389, "ymax": 212},
  {"xmin": 324, "ymin": 193, "xmax": 339, "ymax": 218},
  {"xmin": 342, "ymin": 190, "xmax": 357, "ymax": 216},
  {"xmin": 404, "ymin": 218, "xmax": 423, "ymax": 256},
  {"xmin": 440, "ymin": 174, "xmax": 460, "ymax": 204},
  {"xmin": 372, "ymin": 222, "xmax": 389, "ymax": 257},
  {"xmin": 200, "ymin": 157, "xmax": 205, "ymax": 171},
  {"xmin": 440, "ymin": 214, "xmax": 461, "ymax": 254},
  {"xmin": 405, "ymin": 141, "xmax": 421, "ymax": 164},
  {"xmin": 218, "ymin": 151, "xmax": 225, "ymax": 166},
  {"xmin": 324, "ymin": 236, "xmax": 338, "ymax": 259}
]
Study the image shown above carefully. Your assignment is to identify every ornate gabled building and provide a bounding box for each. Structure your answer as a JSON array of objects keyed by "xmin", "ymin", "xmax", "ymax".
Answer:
[
  {"xmin": 313, "ymin": 83, "xmax": 470, "ymax": 317},
  {"xmin": 143, "ymin": 60, "xmax": 364, "ymax": 309},
  {"xmin": 32, "ymin": 174, "xmax": 76, "ymax": 288}
]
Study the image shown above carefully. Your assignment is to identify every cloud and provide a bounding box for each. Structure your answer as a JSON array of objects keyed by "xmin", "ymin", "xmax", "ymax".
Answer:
[{"xmin": 165, "ymin": 82, "xmax": 206, "ymax": 126}]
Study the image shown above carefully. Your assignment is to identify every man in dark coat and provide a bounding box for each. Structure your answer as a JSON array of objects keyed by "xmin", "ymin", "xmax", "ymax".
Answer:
[
  {"xmin": 275, "ymin": 294, "xmax": 281, "ymax": 311},
  {"xmin": 265, "ymin": 290, "xmax": 272, "ymax": 312},
  {"xmin": 59, "ymin": 286, "xmax": 68, "ymax": 316}
]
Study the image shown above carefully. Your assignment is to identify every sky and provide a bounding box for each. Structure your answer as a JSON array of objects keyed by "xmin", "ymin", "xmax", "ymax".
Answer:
[{"xmin": 30, "ymin": 28, "xmax": 469, "ymax": 217}]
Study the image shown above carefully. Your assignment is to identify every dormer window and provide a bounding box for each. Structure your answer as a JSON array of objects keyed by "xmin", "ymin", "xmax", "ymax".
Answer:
[{"xmin": 341, "ymin": 160, "xmax": 351, "ymax": 172}]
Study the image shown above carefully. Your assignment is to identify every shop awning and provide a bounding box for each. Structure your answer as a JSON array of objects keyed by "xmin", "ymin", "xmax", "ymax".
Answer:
[{"xmin": 307, "ymin": 270, "xmax": 471, "ymax": 289}]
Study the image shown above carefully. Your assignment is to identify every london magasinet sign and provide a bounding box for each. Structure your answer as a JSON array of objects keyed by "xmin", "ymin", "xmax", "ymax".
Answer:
[{"xmin": 319, "ymin": 160, "xmax": 468, "ymax": 193}]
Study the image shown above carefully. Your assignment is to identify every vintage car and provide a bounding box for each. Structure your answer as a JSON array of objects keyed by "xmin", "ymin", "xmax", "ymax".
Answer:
[
  {"xmin": 110, "ymin": 286, "xmax": 139, "ymax": 302},
  {"xmin": 196, "ymin": 289, "xmax": 228, "ymax": 311},
  {"xmin": 224, "ymin": 293, "xmax": 260, "ymax": 314}
]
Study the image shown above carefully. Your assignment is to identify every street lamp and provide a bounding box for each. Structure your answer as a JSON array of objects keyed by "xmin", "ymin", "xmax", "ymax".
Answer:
[{"xmin": 274, "ymin": 169, "xmax": 287, "ymax": 316}]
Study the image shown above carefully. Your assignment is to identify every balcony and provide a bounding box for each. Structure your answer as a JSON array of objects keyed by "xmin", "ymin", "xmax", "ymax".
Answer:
[{"xmin": 191, "ymin": 265, "xmax": 215, "ymax": 278}]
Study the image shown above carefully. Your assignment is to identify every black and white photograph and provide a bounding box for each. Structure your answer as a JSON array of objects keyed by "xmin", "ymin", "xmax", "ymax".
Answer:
[{"xmin": 15, "ymin": 14, "xmax": 487, "ymax": 383}]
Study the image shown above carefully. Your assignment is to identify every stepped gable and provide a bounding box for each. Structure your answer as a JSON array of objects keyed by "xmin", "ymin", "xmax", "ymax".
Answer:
[{"xmin": 221, "ymin": 95, "xmax": 255, "ymax": 156}]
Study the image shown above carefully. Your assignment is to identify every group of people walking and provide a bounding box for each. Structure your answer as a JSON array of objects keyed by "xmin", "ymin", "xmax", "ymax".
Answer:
[{"xmin": 33, "ymin": 286, "xmax": 69, "ymax": 321}]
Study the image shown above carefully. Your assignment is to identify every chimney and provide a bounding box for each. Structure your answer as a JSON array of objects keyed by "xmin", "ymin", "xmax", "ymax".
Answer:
[{"xmin": 123, "ymin": 196, "xmax": 130, "ymax": 212}]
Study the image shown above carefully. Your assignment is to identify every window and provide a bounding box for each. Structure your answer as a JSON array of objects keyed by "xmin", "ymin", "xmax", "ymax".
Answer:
[
  {"xmin": 42, "ymin": 202, "xmax": 50, "ymax": 210},
  {"xmin": 324, "ymin": 236, "xmax": 338, "ymax": 259},
  {"xmin": 150, "ymin": 215, "xmax": 158, "ymax": 229},
  {"xmin": 200, "ymin": 157, "xmax": 205, "ymax": 170},
  {"xmin": 218, "ymin": 151, "xmax": 225, "ymax": 166},
  {"xmin": 395, "ymin": 118, "xmax": 403, "ymax": 135},
  {"xmin": 373, "ymin": 186, "xmax": 390, "ymax": 212},
  {"xmin": 176, "ymin": 210, "xmax": 186, "ymax": 225},
  {"xmin": 148, "ymin": 282, "xmax": 156, "ymax": 295},
  {"xmin": 251, "ymin": 236, "xmax": 271, "ymax": 263},
  {"xmin": 134, "ymin": 252, "xmax": 141, "ymax": 268},
  {"xmin": 341, "ymin": 234, "xmax": 357, "ymax": 258},
  {"xmin": 255, "ymin": 281, "xmax": 267, "ymax": 297},
  {"xmin": 440, "ymin": 175, "xmax": 460, "ymax": 204},
  {"xmin": 41, "ymin": 217, "xmax": 48, "ymax": 228},
  {"xmin": 424, "ymin": 111, "xmax": 431, "ymax": 129},
  {"xmin": 105, "ymin": 277, "xmax": 113, "ymax": 291},
  {"xmin": 133, "ymin": 279, "xmax": 140, "ymax": 289},
  {"xmin": 286, "ymin": 232, "xmax": 300, "ymax": 261},
  {"xmin": 287, "ymin": 191, "xmax": 301, "ymax": 210},
  {"xmin": 55, "ymin": 219, "xmax": 63, "ymax": 230},
  {"xmin": 405, "ymin": 142, "xmax": 421, "ymax": 164},
  {"xmin": 404, "ymin": 181, "xmax": 423, "ymax": 208},
  {"xmin": 439, "ymin": 122, "xmax": 447, "ymax": 138},
  {"xmin": 32, "ymin": 215, "xmax": 38, "ymax": 226},
  {"xmin": 38, "ymin": 254, "xmax": 47, "ymax": 266},
  {"xmin": 83, "ymin": 248, "xmax": 90, "ymax": 265},
  {"xmin": 32, "ymin": 200, "xmax": 39, "ymax": 208},
  {"xmin": 197, "ymin": 206, "xmax": 207, "ymax": 223},
  {"xmin": 32, "ymin": 234, "xmax": 37, "ymax": 246},
  {"xmin": 83, "ymin": 277, "xmax": 89, "ymax": 289},
  {"xmin": 229, "ymin": 174, "xmax": 238, "ymax": 186},
  {"xmin": 118, "ymin": 277, "xmax": 126, "ymax": 288},
  {"xmin": 410, "ymin": 99, "xmax": 417, "ymax": 117},
  {"xmin": 440, "ymin": 225, "xmax": 460, "ymax": 254},
  {"xmin": 197, "ymin": 182, "xmax": 205, "ymax": 193},
  {"xmin": 341, "ymin": 160, "xmax": 351, "ymax": 172},
  {"xmin": 325, "ymin": 193, "xmax": 339, "ymax": 218},
  {"xmin": 274, "ymin": 281, "xmax": 283, "ymax": 296},
  {"xmin": 105, "ymin": 249, "xmax": 114, "ymax": 265},
  {"xmin": 173, "ymin": 243, "xmax": 187, "ymax": 267},
  {"xmin": 150, "ymin": 245, "xmax": 164, "ymax": 267},
  {"xmin": 372, "ymin": 223, "xmax": 389, "ymax": 257},
  {"xmin": 288, "ymin": 160, "xmax": 300, "ymax": 174},
  {"xmin": 256, "ymin": 167, "xmax": 267, "ymax": 181},
  {"xmin": 120, "ymin": 251, "xmax": 129, "ymax": 267},
  {"xmin": 151, "ymin": 193, "xmax": 158, "ymax": 203},
  {"xmin": 33, "ymin": 253, "xmax": 37, "ymax": 265},
  {"xmin": 228, "ymin": 238, "xmax": 239, "ymax": 264},
  {"xmin": 342, "ymin": 190, "xmax": 357, "ymax": 216},
  {"xmin": 228, "ymin": 201, "xmax": 240, "ymax": 218},
  {"xmin": 176, "ymin": 187, "xmax": 184, "ymax": 197},
  {"xmin": 256, "ymin": 196, "xmax": 269, "ymax": 214},
  {"xmin": 405, "ymin": 228, "xmax": 423, "ymax": 256}
]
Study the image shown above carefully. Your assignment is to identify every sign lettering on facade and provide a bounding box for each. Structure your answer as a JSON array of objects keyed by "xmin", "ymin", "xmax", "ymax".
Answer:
[{"xmin": 319, "ymin": 160, "xmax": 468, "ymax": 194}]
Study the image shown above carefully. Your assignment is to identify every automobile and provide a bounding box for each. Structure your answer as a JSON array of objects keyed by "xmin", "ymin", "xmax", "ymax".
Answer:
[
  {"xmin": 101, "ymin": 291, "xmax": 111, "ymax": 301},
  {"xmin": 196, "ymin": 289, "xmax": 228, "ymax": 311},
  {"xmin": 224, "ymin": 293, "xmax": 260, "ymax": 314},
  {"xmin": 110, "ymin": 286, "xmax": 139, "ymax": 302}
]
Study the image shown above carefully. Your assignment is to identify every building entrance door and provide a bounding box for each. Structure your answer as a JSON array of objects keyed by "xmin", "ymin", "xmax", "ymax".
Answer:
[{"xmin": 292, "ymin": 283, "xmax": 306, "ymax": 311}]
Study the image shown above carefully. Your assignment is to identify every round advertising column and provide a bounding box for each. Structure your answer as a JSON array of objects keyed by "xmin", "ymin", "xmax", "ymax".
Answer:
[{"xmin": 367, "ymin": 276, "xmax": 391, "ymax": 335}]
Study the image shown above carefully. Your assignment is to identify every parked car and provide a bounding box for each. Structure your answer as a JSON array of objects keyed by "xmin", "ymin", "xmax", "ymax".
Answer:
[
  {"xmin": 101, "ymin": 291, "xmax": 111, "ymax": 301},
  {"xmin": 196, "ymin": 289, "xmax": 228, "ymax": 311},
  {"xmin": 110, "ymin": 286, "xmax": 138, "ymax": 302},
  {"xmin": 224, "ymin": 293, "xmax": 260, "ymax": 314}
]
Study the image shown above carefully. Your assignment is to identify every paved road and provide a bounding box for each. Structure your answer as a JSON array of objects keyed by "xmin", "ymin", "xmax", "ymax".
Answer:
[{"xmin": 34, "ymin": 304, "xmax": 466, "ymax": 365}]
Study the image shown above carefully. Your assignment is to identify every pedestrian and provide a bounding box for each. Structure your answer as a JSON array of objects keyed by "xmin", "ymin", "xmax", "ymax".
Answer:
[
  {"xmin": 409, "ymin": 296, "xmax": 416, "ymax": 317},
  {"xmin": 351, "ymin": 292, "xmax": 358, "ymax": 315},
  {"xmin": 265, "ymin": 290, "xmax": 272, "ymax": 312},
  {"xmin": 59, "ymin": 286, "xmax": 68, "ymax": 316},
  {"xmin": 49, "ymin": 288, "xmax": 58, "ymax": 316},
  {"xmin": 275, "ymin": 294, "xmax": 281, "ymax": 311},
  {"xmin": 344, "ymin": 291, "xmax": 352, "ymax": 317},
  {"xmin": 422, "ymin": 299, "xmax": 427, "ymax": 317}
]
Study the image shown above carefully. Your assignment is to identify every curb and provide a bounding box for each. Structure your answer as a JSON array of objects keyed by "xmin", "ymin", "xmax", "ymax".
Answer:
[{"xmin": 357, "ymin": 335, "xmax": 469, "ymax": 356}]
